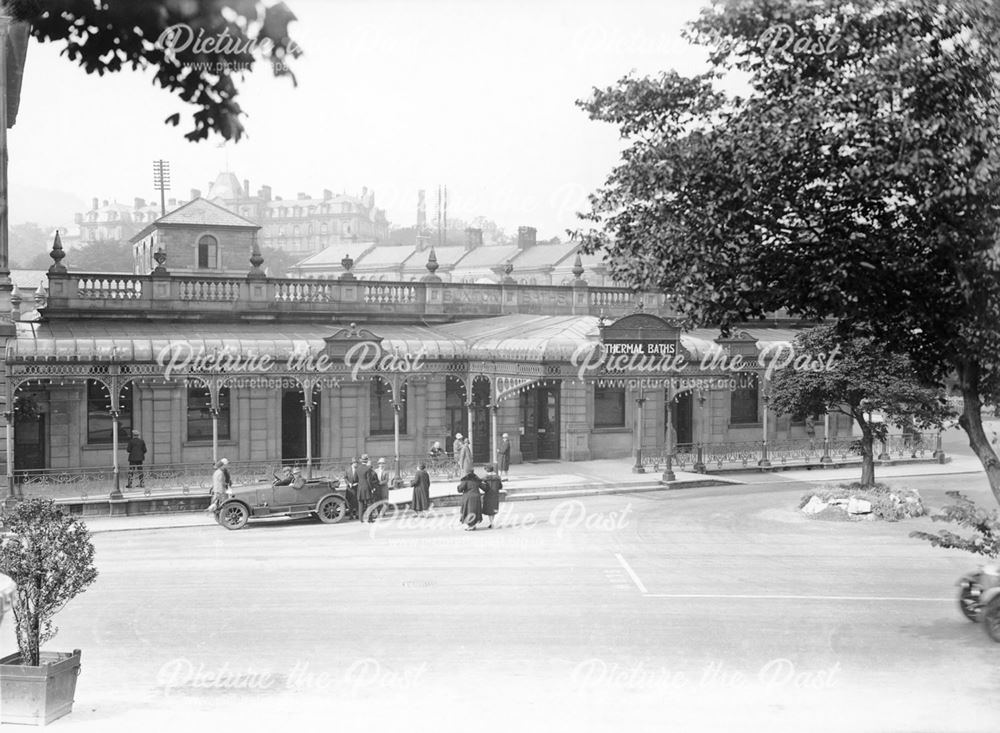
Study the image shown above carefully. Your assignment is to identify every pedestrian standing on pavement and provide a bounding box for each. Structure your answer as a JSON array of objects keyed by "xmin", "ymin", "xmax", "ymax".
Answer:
[
  {"xmin": 457, "ymin": 469, "xmax": 483, "ymax": 531},
  {"xmin": 207, "ymin": 460, "xmax": 226, "ymax": 512},
  {"xmin": 455, "ymin": 433, "xmax": 474, "ymax": 475},
  {"xmin": 125, "ymin": 429, "xmax": 147, "ymax": 489},
  {"xmin": 480, "ymin": 464, "xmax": 502, "ymax": 529},
  {"xmin": 344, "ymin": 458, "xmax": 360, "ymax": 519},
  {"xmin": 410, "ymin": 462, "xmax": 431, "ymax": 513},
  {"xmin": 356, "ymin": 454, "xmax": 377, "ymax": 522},
  {"xmin": 497, "ymin": 433, "xmax": 511, "ymax": 481},
  {"xmin": 220, "ymin": 457, "xmax": 232, "ymax": 492},
  {"xmin": 371, "ymin": 457, "xmax": 391, "ymax": 519}
]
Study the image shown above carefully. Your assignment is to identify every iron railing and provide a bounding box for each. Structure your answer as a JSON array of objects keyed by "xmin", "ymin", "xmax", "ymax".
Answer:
[{"xmin": 641, "ymin": 433, "xmax": 940, "ymax": 473}]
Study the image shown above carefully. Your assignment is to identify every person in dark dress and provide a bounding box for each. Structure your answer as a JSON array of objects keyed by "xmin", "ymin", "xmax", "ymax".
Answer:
[
  {"xmin": 497, "ymin": 433, "xmax": 511, "ymax": 481},
  {"xmin": 457, "ymin": 470, "xmax": 483, "ymax": 531},
  {"xmin": 273, "ymin": 466, "xmax": 294, "ymax": 486},
  {"xmin": 356, "ymin": 454, "xmax": 377, "ymax": 522},
  {"xmin": 125, "ymin": 429, "xmax": 147, "ymax": 488},
  {"xmin": 410, "ymin": 462, "xmax": 431, "ymax": 513},
  {"xmin": 343, "ymin": 458, "xmax": 360, "ymax": 518},
  {"xmin": 480, "ymin": 464, "xmax": 502, "ymax": 529}
]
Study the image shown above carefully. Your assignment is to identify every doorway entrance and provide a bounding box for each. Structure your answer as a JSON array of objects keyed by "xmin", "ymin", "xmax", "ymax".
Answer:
[
  {"xmin": 281, "ymin": 387, "xmax": 320, "ymax": 462},
  {"xmin": 519, "ymin": 383, "xmax": 561, "ymax": 461},
  {"xmin": 471, "ymin": 377, "xmax": 491, "ymax": 463},
  {"xmin": 445, "ymin": 378, "xmax": 467, "ymax": 454},
  {"xmin": 670, "ymin": 390, "xmax": 694, "ymax": 447}
]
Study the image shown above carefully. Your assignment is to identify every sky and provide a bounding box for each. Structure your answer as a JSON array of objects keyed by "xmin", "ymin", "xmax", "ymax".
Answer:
[{"xmin": 10, "ymin": 0, "xmax": 715, "ymax": 239}]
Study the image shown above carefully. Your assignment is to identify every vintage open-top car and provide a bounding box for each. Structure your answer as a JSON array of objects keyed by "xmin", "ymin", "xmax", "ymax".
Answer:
[{"xmin": 215, "ymin": 475, "xmax": 351, "ymax": 530}]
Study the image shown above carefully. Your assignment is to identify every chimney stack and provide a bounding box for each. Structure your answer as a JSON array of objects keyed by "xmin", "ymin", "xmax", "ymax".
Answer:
[
  {"xmin": 464, "ymin": 228, "xmax": 483, "ymax": 252},
  {"xmin": 190, "ymin": 188, "xmax": 201, "ymax": 200},
  {"xmin": 134, "ymin": 197, "xmax": 146, "ymax": 210},
  {"xmin": 243, "ymin": 179, "xmax": 250, "ymax": 198},
  {"xmin": 260, "ymin": 185, "xmax": 272, "ymax": 202},
  {"xmin": 91, "ymin": 197, "xmax": 98, "ymax": 211},
  {"xmin": 323, "ymin": 189, "xmax": 333, "ymax": 201},
  {"xmin": 297, "ymin": 192, "xmax": 308, "ymax": 200},
  {"xmin": 517, "ymin": 226, "xmax": 537, "ymax": 250}
]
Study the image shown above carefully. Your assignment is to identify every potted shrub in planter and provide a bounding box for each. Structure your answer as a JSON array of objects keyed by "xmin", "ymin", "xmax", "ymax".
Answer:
[{"xmin": 0, "ymin": 498, "xmax": 97, "ymax": 725}]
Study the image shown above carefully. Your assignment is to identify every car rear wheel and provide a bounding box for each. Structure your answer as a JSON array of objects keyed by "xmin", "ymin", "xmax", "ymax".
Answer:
[
  {"xmin": 983, "ymin": 597, "xmax": 1000, "ymax": 642},
  {"xmin": 218, "ymin": 502, "xmax": 249, "ymax": 530},
  {"xmin": 317, "ymin": 496, "xmax": 348, "ymax": 524},
  {"xmin": 960, "ymin": 580, "xmax": 983, "ymax": 622}
]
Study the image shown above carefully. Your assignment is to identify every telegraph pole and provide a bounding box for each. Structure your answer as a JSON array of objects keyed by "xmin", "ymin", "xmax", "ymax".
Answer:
[{"xmin": 152, "ymin": 160, "xmax": 171, "ymax": 217}]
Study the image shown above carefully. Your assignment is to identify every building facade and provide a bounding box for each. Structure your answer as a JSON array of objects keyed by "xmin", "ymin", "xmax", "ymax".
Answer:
[{"xmin": 0, "ymin": 227, "xmax": 858, "ymax": 500}]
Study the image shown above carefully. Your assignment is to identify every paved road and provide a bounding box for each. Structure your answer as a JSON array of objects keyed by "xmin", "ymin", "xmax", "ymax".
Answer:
[{"xmin": 4, "ymin": 471, "xmax": 998, "ymax": 733}]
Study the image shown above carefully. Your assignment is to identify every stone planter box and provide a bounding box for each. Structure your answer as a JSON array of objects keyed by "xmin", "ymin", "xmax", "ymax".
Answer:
[{"xmin": 0, "ymin": 649, "xmax": 82, "ymax": 726}]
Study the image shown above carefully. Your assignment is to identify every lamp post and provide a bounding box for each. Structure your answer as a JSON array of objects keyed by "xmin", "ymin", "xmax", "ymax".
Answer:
[
  {"xmin": 820, "ymin": 411, "xmax": 832, "ymax": 463},
  {"xmin": 662, "ymin": 385, "xmax": 675, "ymax": 483},
  {"xmin": 632, "ymin": 385, "xmax": 646, "ymax": 473},
  {"xmin": 303, "ymin": 399, "xmax": 314, "ymax": 480},
  {"xmin": 693, "ymin": 391, "xmax": 706, "ymax": 473},
  {"xmin": 759, "ymin": 379, "xmax": 771, "ymax": 468},
  {"xmin": 109, "ymin": 408, "xmax": 122, "ymax": 499}
]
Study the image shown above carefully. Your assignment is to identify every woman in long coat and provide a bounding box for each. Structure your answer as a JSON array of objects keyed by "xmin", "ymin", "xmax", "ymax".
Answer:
[
  {"xmin": 497, "ymin": 434, "xmax": 511, "ymax": 480},
  {"xmin": 410, "ymin": 462, "xmax": 431, "ymax": 513},
  {"xmin": 455, "ymin": 435, "xmax": 474, "ymax": 475},
  {"xmin": 480, "ymin": 464, "xmax": 502, "ymax": 528},
  {"xmin": 457, "ymin": 470, "xmax": 483, "ymax": 531}
]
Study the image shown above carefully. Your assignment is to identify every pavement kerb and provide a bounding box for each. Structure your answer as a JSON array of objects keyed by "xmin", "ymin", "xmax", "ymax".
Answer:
[{"xmin": 79, "ymin": 477, "xmax": 741, "ymax": 534}]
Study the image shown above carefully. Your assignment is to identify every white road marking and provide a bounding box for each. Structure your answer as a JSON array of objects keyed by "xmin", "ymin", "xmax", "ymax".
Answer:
[
  {"xmin": 642, "ymin": 593, "xmax": 952, "ymax": 602},
  {"xmin": 614, "ymin": 552, "xmax": 648, "ymax": 594}
]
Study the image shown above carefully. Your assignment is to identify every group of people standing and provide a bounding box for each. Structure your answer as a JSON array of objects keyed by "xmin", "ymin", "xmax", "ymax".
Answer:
[
  {"xmin": 433, "ymin": 432, "xmax": 511, "ymax": 481},
  {"xmin": 343, "ymin": 455, "xmax": 399, "ymax": 522},
  {"xmin": 457, "ymin": 464, "xmax": 503, "ymax": 531}
]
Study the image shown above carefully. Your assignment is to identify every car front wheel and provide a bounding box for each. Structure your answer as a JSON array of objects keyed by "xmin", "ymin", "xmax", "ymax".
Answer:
[
  {"xmin": 317, "ymin": 496, "xmax": 348, "ymax": 524},
  {"xmin": 218, "ymin": 502, "xmax": 249, "ymax": 530}
]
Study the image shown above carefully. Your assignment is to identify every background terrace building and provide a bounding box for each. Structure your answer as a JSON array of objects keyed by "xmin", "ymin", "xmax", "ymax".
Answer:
[{"xmin": 71, "ymin": 171, "xmax": 390, "ymax": 257}]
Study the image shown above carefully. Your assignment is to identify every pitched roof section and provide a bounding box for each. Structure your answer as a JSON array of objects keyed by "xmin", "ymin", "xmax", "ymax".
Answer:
[
  {"xmin": 130, "ymin": 198, "xmax": 261, "ymax": 243},
  {"xmin": 510, "ymin": 241, "xmax": 579, "ymax": 269}
]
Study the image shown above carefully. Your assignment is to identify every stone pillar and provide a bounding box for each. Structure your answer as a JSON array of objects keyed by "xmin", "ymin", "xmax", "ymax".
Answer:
[
  {"xmin": 0, "ymin": 17, "xmax": 13, "ymax": 337},
  {"xmin": 632, "ymin": 387, "xmax": 646, "ymax": 473}
]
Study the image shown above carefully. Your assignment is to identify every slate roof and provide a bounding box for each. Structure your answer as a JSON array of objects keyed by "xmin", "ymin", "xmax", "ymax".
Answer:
[{"xmin": 130, "ymin": 198, "xmax": 261, "ymax": 243}]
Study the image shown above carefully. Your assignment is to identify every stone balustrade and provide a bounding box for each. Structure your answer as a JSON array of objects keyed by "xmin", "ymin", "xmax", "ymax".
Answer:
[{"xmin": 42, "ymin": 270, "xmax": 676, "ymax": 323}]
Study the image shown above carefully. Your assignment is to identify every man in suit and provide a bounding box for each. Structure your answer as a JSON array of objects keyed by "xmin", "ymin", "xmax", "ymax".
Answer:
[
  {"xmin": 344, "ymin": 457, "xmax": 360, "ymax": 519},
  {"xmin": 372, "ymin": 458, "xmax": 391, "ymax": 519},
  {"xmin": 356, "ymin": 454, "xmax": 378, "ymax": 523}
]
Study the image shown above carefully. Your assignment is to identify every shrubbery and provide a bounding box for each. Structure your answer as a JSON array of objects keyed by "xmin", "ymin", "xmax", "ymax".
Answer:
[
  {"xmin": 910, "ymin": 492, "xmax": 1000, "ymax": 558},
  {"xmin": 800, "ymin": 482, "xmax": 925, "ymax": 521}
]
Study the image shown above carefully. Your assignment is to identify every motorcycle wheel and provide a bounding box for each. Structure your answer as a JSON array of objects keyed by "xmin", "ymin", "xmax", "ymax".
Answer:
[
  {"xmin": 983, "ymin": 596, "xmax": 1000, "ymax": 643},
  {"xmin": 959, "ymin": 580, "xmax": 983, "ymax": 622}
]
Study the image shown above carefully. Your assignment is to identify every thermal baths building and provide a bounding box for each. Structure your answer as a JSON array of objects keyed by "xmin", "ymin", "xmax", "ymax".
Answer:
[{"xmin": 0, "ymin": 220, "xmax": 853, "ymax": 499}]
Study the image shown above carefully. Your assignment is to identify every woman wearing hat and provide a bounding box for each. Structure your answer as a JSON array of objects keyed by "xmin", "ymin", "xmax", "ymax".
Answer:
[
  {"xmin": 480, "ymin": 464, "xmax": 502, "ymax": 529},
  {"xmin": 410, "ymin": 462, "xmax": 431, "ymax": 514},
  {"xmin": 454, "ymin": 433, "xmax": 474, "ymax": 475},
  {"xmin": 207, "ymin": 459, "xmax": 227, "ymax": 512},
  {"xmin": 457, "ymin": 468, "xmax": 483, "ymax": 531}
]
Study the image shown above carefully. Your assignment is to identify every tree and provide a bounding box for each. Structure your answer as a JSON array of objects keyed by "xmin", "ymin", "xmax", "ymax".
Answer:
[
  {"xmin": 8, "ymin": 0, "xmax": 301, "ymax": 141},
  {"xmin": 575, "ymin": 0, "xmax": 1000, "ymax": 504},
  {"xmin": 51, "ymin": 239, "xmax": 133, "ymax": 273},
  {"xmin": 768, "ymin": 325, "xmax": 953, "ymax": 486},
  {"xmin": 259, "ymin": 245, "xmax": 296, "ymax": 277},
  {"xmin": 8, "ymin": 222, "xmax": 50, "ymax": 269},
  {"xmin": 0, "ymin": 498, "xmax": 98, "ymax": 666}
]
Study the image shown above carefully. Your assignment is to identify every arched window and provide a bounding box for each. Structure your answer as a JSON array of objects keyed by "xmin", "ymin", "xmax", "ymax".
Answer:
[{"xmin": 197, "ymin": 235, "xmax": 219, "ymax": 269}]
